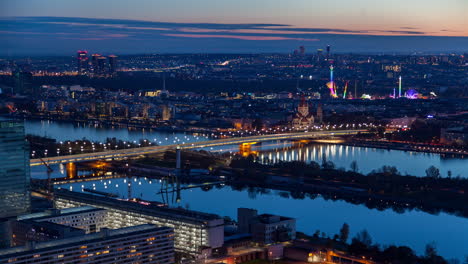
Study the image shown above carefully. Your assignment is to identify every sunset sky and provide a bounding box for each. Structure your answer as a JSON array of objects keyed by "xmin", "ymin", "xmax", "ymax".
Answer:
[{"xmin": 1, "ymin": 0, "xmax": 467, "ymax": 55}]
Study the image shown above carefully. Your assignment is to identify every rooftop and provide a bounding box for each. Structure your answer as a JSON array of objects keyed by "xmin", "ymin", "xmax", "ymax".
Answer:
[
  {"xmin": 0, "ymin": 224, "xmax": 172, "ymax": 257},
  {"xmin": 55, "ymin": 188, "xmax": 222, "ymax": 225},
  {"xmin": 17, "ymin": 206, "xmax": 105, "ymax": 221}
]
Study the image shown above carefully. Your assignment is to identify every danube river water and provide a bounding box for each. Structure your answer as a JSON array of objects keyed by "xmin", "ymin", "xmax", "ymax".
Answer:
[
  {"xmin": 25, "ymin": 119, "xmax": 467, "ymax": 177},
  {"xmin": 26, "ymin": 120, "xmax": 468, "ymax": 260}
]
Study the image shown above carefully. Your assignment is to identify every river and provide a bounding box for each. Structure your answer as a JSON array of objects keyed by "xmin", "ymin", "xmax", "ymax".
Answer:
[{"xmin": 25, "ymin": 119, "xmax": 467, "ymax": 177}]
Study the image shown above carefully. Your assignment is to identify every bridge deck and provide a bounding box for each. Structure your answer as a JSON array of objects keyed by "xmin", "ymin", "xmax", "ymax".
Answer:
[{"xmin": 30, "ymin": 129, "xmax": 365, "ymax": 166}]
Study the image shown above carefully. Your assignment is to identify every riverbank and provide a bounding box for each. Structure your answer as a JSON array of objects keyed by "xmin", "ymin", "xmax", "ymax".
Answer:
[{"xmin": 342, "ymin": 138, "xmax": 468, "ymax": 156}]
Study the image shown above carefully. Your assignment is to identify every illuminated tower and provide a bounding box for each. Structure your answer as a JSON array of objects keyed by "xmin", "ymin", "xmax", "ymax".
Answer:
[
  {"xmin": 76, "ymin": 50, "xmax": 88, "ymax": 74},
  {"xmin": 327, "ymin": 65, "xmax": 337, "ymax": 98},
  {"xmin": 398, "ymin": 76, "xmax": 402, "ymax": 98}
]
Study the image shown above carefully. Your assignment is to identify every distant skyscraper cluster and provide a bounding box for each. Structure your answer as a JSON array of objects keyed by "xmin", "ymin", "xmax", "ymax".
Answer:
[{"xmin": 76, "ymin": 51, "xmax": 118, "ymax": 76}]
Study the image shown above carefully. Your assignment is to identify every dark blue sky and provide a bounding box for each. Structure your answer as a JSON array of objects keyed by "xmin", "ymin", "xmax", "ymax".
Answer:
[{"xmin": 1, "ymin": 0, "xmax": 467, "ymax": 55}]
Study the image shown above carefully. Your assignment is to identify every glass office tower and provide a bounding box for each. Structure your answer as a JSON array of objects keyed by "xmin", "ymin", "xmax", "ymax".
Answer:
[{"xmin": 0, "ymin": 120, "xmax": 30, "ymax": 218}]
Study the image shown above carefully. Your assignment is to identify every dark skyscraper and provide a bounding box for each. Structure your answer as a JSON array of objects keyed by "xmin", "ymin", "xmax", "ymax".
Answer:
[
  {"xmin": 108, "ymin": 55, "xmax": 118, "ymax": 74},
  {"xmin": 299, "ymin": 46, "xmax": 305, "ymax": 55},
  {"xmin": 76, "ymin": 50, "xmax": 88, "ymax": 74},
  {"xmin": 91, "ymin": 53, "xmax": 100, "ymax": 73},
  {"xmin": 0, "ymin": 120, "xmax": 31, "ymax": 247},
  {"xmin": 96, "ymin": 56, "xmax": 107, "ymax": 75},
  {"xmin": 326, "ymin": 45, "xmax": 331, "ymax": 61},
  {"xmin": 13, "ymin": 71, "xmax": 33, "ymax": 95}
]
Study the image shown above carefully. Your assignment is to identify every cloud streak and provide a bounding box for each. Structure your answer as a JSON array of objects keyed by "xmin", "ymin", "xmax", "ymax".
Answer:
[{"xmin": 162, "ymin": 33, "xmax": 319, "ymax": 41}]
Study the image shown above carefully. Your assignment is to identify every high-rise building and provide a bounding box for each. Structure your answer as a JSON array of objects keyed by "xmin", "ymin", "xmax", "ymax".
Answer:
[
  {"xmin": 0, "ymin": 120, "xmax": 31, "ymax": 218},
  {"xmin": 13, "ymin": 71, "xmax": 33, "ymax": 95},
  {"xmin": 326, "ymin": 45, "xmax": 331, "ymax": 61},
  {"xmin": 0, "ymin": 224, "xmax": 175, "ymax": 264},
  {"xmin": 76, "ymin": 50, "xmax": 88, "ymax": 74},
  {"xmin": 299, "ymin": 46, "xmax": 305, "ymax": 56},
  {"xmin": 0, "ymin": 120, "xmax": 30, "ymax": 248},
  {"xmin": 108, "ymin": 55, "xmax": 118, "ymax": 74},
  {"xmin": 316, "ymin": 49, "xmax": 323, "ymax": 62},
  {"xmin": 96, "ymin": 56, "xmax": 107, "ymax": 75},
  {"xmin": 91, "ymin": 54, "xmax": 101, "ymax": 73}
]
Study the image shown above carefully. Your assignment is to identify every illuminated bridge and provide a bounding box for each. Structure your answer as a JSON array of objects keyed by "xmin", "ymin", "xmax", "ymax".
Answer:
[{"xmin": 30, "ymin": 129, "xmax": 366, "ymax": 166}]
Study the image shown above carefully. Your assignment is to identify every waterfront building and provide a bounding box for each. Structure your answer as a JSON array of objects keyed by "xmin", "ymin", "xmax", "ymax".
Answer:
[
  {"xmin": 237, "ymin": 208, "xmax": 296, "ymax": 245},
  {"xmin": 53, "ymin": 189, "xmax": 224, "ymax": 257},
  {"xmin": 0, "ymin": 224, "xmax": 174, "ymax": 264},
  {"xmin": 17, "ymin": 206, "xmax": 107, "ymax": 234},
  {"xmin": 440, "ymin": 127, "xmax": 468, "ymax": 146}
]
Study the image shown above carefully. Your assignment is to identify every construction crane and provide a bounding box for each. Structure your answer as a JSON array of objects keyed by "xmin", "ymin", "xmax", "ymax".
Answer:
[{"xmin": 38, "ymin": 156, "xmax": 54, "ymax": 195}]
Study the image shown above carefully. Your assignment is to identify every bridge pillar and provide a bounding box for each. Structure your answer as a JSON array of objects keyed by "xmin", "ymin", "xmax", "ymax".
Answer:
[
  {"xmin": 175, "ymin": 146, "xmax": 182, "ymax": 176},
  {"xmin": 66, "ymin": 162, "xmax": 76, "ymax": 179}
]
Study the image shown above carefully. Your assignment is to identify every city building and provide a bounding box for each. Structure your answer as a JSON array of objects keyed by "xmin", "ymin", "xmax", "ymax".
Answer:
[
  {"xmin": 162, "ymin": 104, "xmax": 172, "ymax": 121},
  {"xmin": 292, "ymin": 96, "xmax": 314, "ymax": 129},
  {"xmin": 13, "ymin": 71, "xmax": 33, "ymax": 95},
  {"xmin": 76, "ymin": 50, "xmax": 88, "ymax": 74},
  {"xmin": 11, "ymin": 219, "xmax": 85, "ymax": 246},
  {"xmin": 316, "ymin": 103, "xmax": 323, "ymax": 123},
  {"xmin": 91, "ymin": 54, "xmax": 101, "ymax": 73},
  {"xmin": 0, "ymin": 120, "xmax": 31, "ymax": 219},
  {"xmin": 17, "ymin": 206, "xmax": 107, "ymax": 234},
  {"xmin": 108, "ymin": 55, "xmax": 118, "ymax": 74},
  {"xmin": 237, "ymin": 208, "xmax": 296, "ymax": 245},
  {"xmin": 53, "ymin": 189, "xmax": 224, "ymax": 257},
  {"xmin": 440, "ymin": 127, "xmax": 468, "ymax": 145},
  {"xmin": 0, "ymin": 224, "xmax": 174, "ymax": 264}
]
